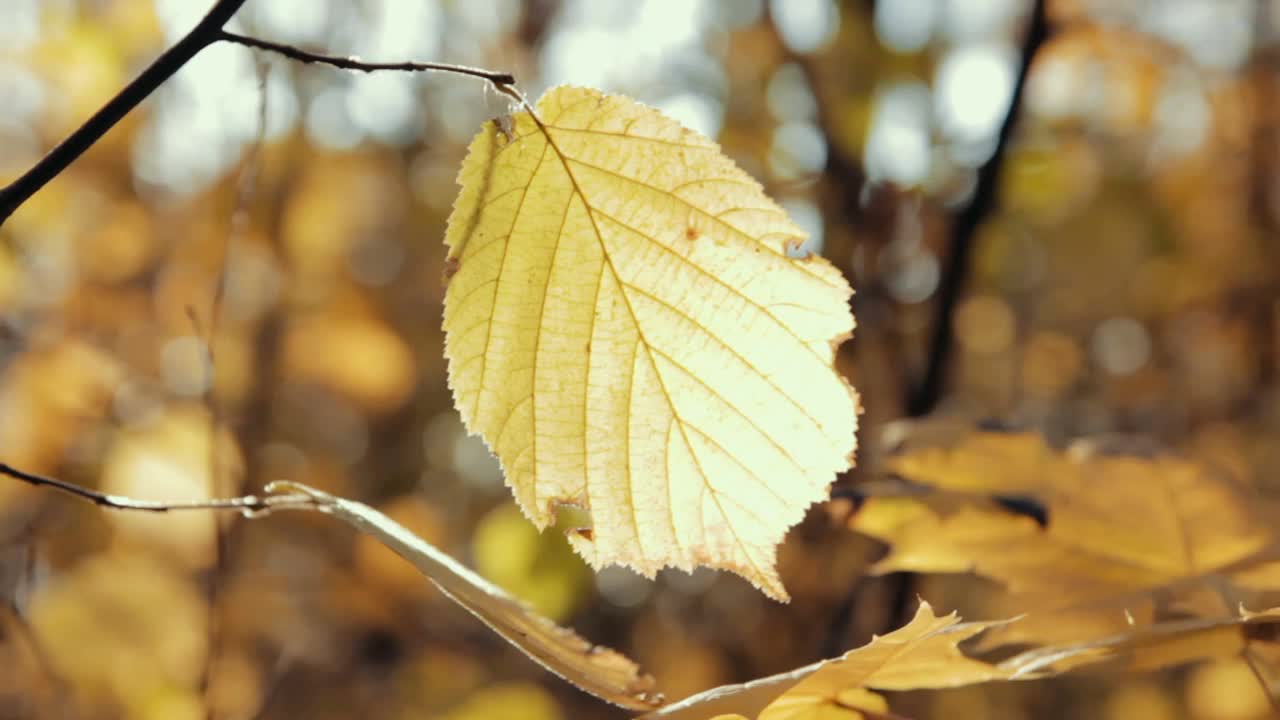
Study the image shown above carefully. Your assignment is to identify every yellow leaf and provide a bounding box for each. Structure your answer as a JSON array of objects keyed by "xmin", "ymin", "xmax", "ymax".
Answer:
[
  {"xmin": 442, "ymin": 86, "xmax": 859, "ymax": 599},
  {"xmin": 643, "ymin": 602, "xmax": 1018, "ymax": 719},
  {"xmin": 853, "ymin": 427, "xmax": 1275, "ymax": 645}
]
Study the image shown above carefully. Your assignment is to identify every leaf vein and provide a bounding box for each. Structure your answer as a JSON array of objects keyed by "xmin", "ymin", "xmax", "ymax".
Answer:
[
  {"xmin": 620, "ymin": 278, "xmax": 829, "ymax": 441},
  {"xmin": 586, "ymin": 203, "xmax": 831, "ymax": 368},
  {"xmin": 565, "ymin": 156, "xmax": 840, "ymax": 288},
  {"xmin": 473, "ymin": 142, "xmax": 552, "ymax": 422}
]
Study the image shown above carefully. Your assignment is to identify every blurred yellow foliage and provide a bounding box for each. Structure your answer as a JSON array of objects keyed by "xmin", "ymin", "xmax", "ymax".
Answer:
[
  {"xmin": 436, "ymin": 682, "xmax": 562, "ymax": 720},
  {"xmin": 29, "ymin": 549, "xmax": 206, "ymax": 715},
  {"xmin": 283, "ymin": 307, "xmax": 417, "ymax": 413},
  {"xmin": 102, "ymin": 406, "xmax": 242, "ymax": 567},
  {"xmin": 1104, "ymin": 682, "xmax": 1178, "ymax": 720},
  {"xmin": 472, "ymin": 503, "xmax": 589, "ymax": 623},
  {"xmin": 1186, "ymin": 660, "xmax": 1274, "ymax": 720}
]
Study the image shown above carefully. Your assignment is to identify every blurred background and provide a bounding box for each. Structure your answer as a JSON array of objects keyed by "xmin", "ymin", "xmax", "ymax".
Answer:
[{"xmin": 0, "ymin": 0, "xmax": 1278, "ymax": 718}]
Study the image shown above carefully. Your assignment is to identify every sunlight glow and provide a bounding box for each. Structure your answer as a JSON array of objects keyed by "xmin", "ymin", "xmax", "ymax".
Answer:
[
  {"xmin": 770, "ymin": 0, "xmax": 839, "ymax": 53},
  {"xmin": 541, "ymin": 0, "xmax": 709, "ymax": 91},
  {"xmin": 935, "ymin": 43, "xmax": 1015, "ymax": 161},
  {"xmin": 875, "ymin": 0, "xmax": 935, "ymax": 53},
  {"xmin": 0, "ymin": 0, "xmax": 42, "ymax": 49},
  {"xmin": 864, "ymin": 82, "xmax": 932, "ymax": 187}
]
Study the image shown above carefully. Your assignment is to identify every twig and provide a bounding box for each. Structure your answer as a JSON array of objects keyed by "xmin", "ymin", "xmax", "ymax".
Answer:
[
  {"xmin": 0, "ymin": 0, "xmax": 249, "ymax": 227},
  {"xmin": 216, "ymin": 31, "xmax": 516, "ymax": 88},
  {"xmin": 0, "ymin": 462, "xmax": 315, "ymax": 515},
  {"xmin": 0, "ymin": 2, "xmax": 518, "ymax": 229},
  {"xmin": 905, "ymin": 0, "xmax": 1050, "ymax": 416},
  {"xmin": 0, "ymin": 464, "xmax": 664, "ymax": 710}
]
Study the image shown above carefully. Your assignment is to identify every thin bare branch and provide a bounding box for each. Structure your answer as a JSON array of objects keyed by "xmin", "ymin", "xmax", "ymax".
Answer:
[
  {"xmin": 216, "ymin": 30, "xmax": 516, "ymax": 88},
  {"xmin": 0, "ymin": 463, "xmax": 663, "ymax": 710},
  {"xmin": 0, "ymin": 462, "xmax": 315, "ymax": 515},
  {"xmin": 906, "ymin": 0, "xmax": 1050, "ymax": 415},
  {"xmin": 0, "ymin": 1, "xmax": 517, "ymax": 229},
  {"xmin": 0, "ymin": 0, "xmax": 249, "ymax": 227}
]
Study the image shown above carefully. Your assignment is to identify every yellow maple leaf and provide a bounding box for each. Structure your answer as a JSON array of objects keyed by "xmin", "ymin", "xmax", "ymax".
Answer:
[
  {"xmin": 643, "ymin": 602, "xmax": 1019, "ymax": 719},
  {"xmin": 442, "ymin": 85, "xmax": 859, "ymax": 599},
  {"xmin": 852, "ymin": 427, "xmax": 1278, "ymax": 644}
]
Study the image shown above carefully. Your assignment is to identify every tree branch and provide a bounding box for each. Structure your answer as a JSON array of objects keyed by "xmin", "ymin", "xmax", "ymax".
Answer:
[
  {"xmin": 0, "ymin": 462, "xmax": 315, "ymax": 515},
  {"xmin": 906, "ymin": 0, "xmax": 1050, "ymax": 416},
  {"xmin": 217, "ymin": 31, "xmax": 516, "ymax": 87},
  {"xmin": 0, "ymin": 462, "xmax": 663, "ymax": 710},
  {"xmin": 0, "ymin": 3, "xmax": 519, "ymax": 229},
  {"xmin": 0, "ymin": 0, "xmax": 249, "ymax": 228}
]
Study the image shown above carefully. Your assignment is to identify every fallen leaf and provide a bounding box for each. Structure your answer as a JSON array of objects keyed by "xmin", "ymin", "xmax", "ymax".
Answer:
[{"xmin": 441, "ymin": 85, "xmax": 859, "ymax": 600}]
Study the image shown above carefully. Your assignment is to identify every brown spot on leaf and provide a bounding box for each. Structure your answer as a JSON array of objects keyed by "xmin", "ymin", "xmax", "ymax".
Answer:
[
  {"xmin": 442, "ymin": 257, "xmax": 461, "ymax": 285},
  {"xmin": 494, "ymin": 114, "xmax": 515, "ymax": 144},
  {"xmin": 685, "ymin": 226, "xmax": 700, "ymax": 241}
]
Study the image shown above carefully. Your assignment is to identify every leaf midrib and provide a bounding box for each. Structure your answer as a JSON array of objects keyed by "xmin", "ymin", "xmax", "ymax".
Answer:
[{"xmin": 527, "ymin": 107, "xmax": 774, "ymax": 585}]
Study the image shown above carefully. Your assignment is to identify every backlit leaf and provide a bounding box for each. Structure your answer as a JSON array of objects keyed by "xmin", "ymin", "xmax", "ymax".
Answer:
[{"xmin": 442, "ymin": 86, "xmax": 859, "ymax": 599}]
